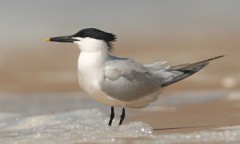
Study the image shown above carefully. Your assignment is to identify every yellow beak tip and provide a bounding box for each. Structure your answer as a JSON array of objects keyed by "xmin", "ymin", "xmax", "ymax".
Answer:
[{"xmin": 44, "ymin": 38, "xmax": 51, "ymax": 42}]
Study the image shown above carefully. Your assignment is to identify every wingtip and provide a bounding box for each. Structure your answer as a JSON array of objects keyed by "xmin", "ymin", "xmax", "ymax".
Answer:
[
  {"xmin": 207, "ymin": 55, "xmax": 225, "ymax": 61},
  {"xmin": 215, "ymin": 55, "xmax": 225, "ymax": 59}
]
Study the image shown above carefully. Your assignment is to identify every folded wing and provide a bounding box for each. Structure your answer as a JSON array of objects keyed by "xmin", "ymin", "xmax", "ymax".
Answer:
[
  {"xmin": 100, "ymin": 55, "xmax": 224, "ymax": 102},
  {"xmin": 101, "ymin": 58, "xmax": 162, "ymax": 101}
]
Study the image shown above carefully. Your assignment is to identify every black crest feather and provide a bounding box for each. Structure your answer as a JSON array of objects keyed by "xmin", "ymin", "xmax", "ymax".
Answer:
[{"xmin": 73, "ymin": 28, "xmax": 116, "ymax": 52}]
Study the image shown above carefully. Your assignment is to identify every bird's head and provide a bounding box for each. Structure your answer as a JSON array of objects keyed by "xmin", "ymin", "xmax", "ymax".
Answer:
[{"xmin": 45, "ymin": 28, "xmax": 116, "ymax": 52}]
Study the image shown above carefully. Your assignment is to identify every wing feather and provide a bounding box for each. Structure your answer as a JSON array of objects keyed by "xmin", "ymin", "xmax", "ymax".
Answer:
[{"xmin": 100, "ymin": 58, "xmax": 161, "ymax": 101}]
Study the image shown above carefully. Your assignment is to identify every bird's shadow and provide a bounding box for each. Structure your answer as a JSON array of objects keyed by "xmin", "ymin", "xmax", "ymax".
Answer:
[{"xmin": 153, "ymin": 125, "xmax": 210, "ymax": 131}]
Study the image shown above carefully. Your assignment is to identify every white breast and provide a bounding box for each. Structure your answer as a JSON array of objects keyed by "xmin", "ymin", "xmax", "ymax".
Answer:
[{"xmin": 77, "ymin": 52, "xmax": 125, "ymax": 106}]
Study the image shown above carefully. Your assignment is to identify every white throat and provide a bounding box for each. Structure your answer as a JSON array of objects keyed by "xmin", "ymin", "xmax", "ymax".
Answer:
[{"xmin": 76, "ymin": 37, "xmax": 110, "ymax": 83}]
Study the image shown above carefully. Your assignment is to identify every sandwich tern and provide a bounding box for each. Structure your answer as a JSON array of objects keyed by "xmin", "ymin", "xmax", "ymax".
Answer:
[{"xmin": 45, "ymin": 28, "xmax": 223, "ymax": 126}]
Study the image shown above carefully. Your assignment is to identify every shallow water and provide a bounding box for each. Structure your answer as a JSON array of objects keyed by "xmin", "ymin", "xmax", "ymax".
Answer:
[{"xmin": 0, "ymin": 90, "xmax": 239, "ymax": 144}]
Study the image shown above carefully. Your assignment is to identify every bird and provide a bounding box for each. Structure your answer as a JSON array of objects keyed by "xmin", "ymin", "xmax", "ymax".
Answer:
[{"xmin": 45, "ymin": 28, "xmax": 223, "ymax": 126}]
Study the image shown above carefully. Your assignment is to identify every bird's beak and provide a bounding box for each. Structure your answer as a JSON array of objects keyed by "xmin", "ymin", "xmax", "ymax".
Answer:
[{"xmin": 44, "ymin": 35, "xmax": 79, "ymax": 43}]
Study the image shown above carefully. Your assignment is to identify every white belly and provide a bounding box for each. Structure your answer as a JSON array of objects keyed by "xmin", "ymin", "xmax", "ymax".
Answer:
[{"xmin": 79, "ymin": 75, "xmax": 161, "ymax": 108}]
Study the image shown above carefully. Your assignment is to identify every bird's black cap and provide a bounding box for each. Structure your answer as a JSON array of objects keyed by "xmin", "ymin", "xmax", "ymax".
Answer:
[
  {"xmin": 73, "ymin": 28, "xmax": 116, "ymax": 43},
  {"xmin": 73, "ymin": 28, "xmax": 116, "ymax": 52}
]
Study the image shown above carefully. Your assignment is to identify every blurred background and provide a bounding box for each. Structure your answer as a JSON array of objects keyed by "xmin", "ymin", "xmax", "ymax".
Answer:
[{"xmin": 0, "ymin": 0, "xmax": 239, "ymax": 93}]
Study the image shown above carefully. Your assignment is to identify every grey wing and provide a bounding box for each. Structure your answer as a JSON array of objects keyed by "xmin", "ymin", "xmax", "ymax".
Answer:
[
  {"xmin": 100, "ymin": 59, "xmax": 161, "ymax": 101},
  {"xmin": 100, "ymin": 55, "xmax": 223, "ymax": 103}
]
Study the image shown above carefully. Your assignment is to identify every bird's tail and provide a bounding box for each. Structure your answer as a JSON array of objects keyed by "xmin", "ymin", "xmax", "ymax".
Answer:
[{"xmin": 161, "ymin": 55, "xmax": 224, "ymax": 87}]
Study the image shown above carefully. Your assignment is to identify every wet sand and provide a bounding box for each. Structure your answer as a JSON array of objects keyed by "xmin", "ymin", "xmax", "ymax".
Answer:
[
  {"xmin": 0, "ymin": 90, "xmax": 240, "ymax": 143},
  {"xmin": 129, "ymin": 99, "xmax": 240, "ymax": 134}
]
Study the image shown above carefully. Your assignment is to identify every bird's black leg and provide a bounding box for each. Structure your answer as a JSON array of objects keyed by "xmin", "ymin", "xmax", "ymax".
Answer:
[
  {"xmin": 108, "ymin": 106, "xmax": 115, "ymax": 126},
  {"xmin": 119, "ymin": 107, "xmax": 125, "ymax": 125}
]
